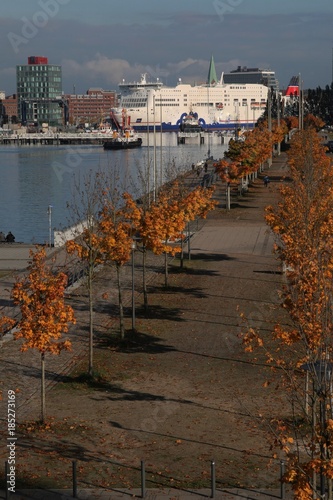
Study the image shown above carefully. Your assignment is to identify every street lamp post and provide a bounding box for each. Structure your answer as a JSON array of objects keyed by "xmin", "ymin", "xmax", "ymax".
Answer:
[
  {"xmin": 276, "ymin": 90, "xmax": 281, "ymax": 156},
  {"xmin": 47, "ymin": 205, "xmax": 53, "ymax": 247},
  {"xmin": 153, "ymin": 94, "xmax": 157, "ymax": 201},
  {"xmin": 131, "ymin": 240, "xmax": 136, "ymax": 331},
  {"xmin": 267, "ymin": 89, "xmax": 272, "ymax": 168}
]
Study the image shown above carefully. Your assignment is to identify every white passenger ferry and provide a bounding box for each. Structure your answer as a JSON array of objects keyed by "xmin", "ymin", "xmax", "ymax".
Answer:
[{"xmin": 112, "ymin": 58, "xmax": 268, "ymax": 132}]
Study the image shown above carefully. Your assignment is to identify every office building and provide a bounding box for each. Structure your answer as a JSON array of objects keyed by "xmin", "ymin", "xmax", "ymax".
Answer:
[
  {"xmin": 223, "ymin": 66, "xmax": 279, "ymax": 92},
  {"xmin": 16, "ymin": 56, "xmax": 63, "ymax": 127},
  {"xmin": 64, "ymin": 88, "xmax": 117, "ymax": 126}
]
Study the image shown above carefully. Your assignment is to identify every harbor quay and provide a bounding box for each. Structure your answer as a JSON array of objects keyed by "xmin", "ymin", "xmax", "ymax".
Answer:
[
  {"xmin": 0, "ymin": 132, "xmax": 111, "ymax": 146},
  {"xmin": 0, "ymin": 153, "xmax": 292, "ymax": 498},
  {"xmin": 0, "ymin": 130, "xmax": 233, "ymax": 147}
]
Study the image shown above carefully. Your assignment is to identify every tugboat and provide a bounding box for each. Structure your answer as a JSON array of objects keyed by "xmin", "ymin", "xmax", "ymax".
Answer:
[
  {"xmin": 103, "ymin": 110, "xmax": 142, "ymax": 150},
  {"xmin": 179, "ymin": 112, "xmax": 203, "ymax": 133},
  {"xmin": 103, "ymin": 129, "xmax": 142, "ymax": 150}
]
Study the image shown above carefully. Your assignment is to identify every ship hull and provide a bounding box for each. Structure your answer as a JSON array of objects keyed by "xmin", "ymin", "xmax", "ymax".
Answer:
[{"xmin": 103, "ymin": 138, "xmax": 142, "ymax": 150}]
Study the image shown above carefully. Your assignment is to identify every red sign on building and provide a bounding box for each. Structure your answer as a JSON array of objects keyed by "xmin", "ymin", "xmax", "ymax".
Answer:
[{"xmin": 28, "ymin": 56, "xmax": 48, "ymax": 65}]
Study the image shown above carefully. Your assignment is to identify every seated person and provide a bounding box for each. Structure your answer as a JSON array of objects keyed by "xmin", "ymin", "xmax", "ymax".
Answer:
[{"xmin": 5, "ymin": 231, "xmax": 15, "ymax": 243}]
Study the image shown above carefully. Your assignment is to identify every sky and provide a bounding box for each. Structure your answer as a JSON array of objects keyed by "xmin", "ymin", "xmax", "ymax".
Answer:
[{"xmin": 1, "ymin": 0, "xmax": 333, "ymax": 95}]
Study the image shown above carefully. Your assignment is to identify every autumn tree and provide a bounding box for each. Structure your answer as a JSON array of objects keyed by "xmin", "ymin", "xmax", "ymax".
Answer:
[
  {"xmin": 303, "ymin": 113, "xmax": 325, "ymax": 131},
  {"xmin": 0, "ymin": 316, "xmax": 16, "ymax": 336},
  {"xmin": 124, "ymin": 183, "xmax": 185, "ymax": 290},
  {"xmin": 12, "ymin": 247, "xmax": 75, "ymax": 422},
  {"xmin": 66, "ymin": 170, "xmax": 105, "ymax": 376},
  {"xmin": 244, "ymin": 129, "xmax": 333, "ymax": 498},
  {"xmin": 272, "ymin": 118, "xmax": 288, "ymax": 152},
  {"xmin": 285, "ymin": 116, "xmax": 299, "ymax": 131},
  {"xmin": 98, "ymin": 196, "xmax": 133, "ymax": 338},
  {"xmin": 124, "ymin": 180, "xmax": 217, "ymax": 295},
  {"xmin": 215, "ymin": 124, "xmax": 274, "ymax": 196},
  {"xmin": 147, "ymin": 183, "xmax": 187, "ymax": 287},
  {"xmin": 224, "ymin": 137, "xmax": 244, "ymax": 162},
  {"xmin": 177, "ymin": 183, "xmax": 218, "ymax": 263}
]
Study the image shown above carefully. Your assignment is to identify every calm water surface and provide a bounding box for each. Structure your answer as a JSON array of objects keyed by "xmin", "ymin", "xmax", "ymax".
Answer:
[{"xmin": 0, "ymin": 133, "xmax": 228, "ymax": 243}]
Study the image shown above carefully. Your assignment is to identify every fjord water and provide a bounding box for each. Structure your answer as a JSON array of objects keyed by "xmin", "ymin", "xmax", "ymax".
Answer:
[{"xmin": 0, "ymin": 133, "xmax": 228, "ymax": 243}]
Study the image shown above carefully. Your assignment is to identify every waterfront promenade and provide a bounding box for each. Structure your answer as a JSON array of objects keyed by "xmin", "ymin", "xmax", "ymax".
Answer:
[{"xmin": 0, "ymin": 153, "xmax": 291, "ymax": 499}]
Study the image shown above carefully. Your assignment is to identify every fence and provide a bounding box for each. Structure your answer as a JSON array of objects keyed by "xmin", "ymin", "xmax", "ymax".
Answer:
[{"xmin": 3, "ymin": 458, "xmax": 287, "ymax": 499}]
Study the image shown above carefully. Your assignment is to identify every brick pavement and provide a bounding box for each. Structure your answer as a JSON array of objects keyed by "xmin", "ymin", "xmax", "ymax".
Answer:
[{"xmin": 0, "ymin": 153, "xmax": 292, "ymax": 499}]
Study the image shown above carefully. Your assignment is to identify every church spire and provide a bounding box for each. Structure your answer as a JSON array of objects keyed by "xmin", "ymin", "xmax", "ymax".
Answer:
[{"xmin": 207, "ymin": 55, "xmax": 218, "ymax": 86}]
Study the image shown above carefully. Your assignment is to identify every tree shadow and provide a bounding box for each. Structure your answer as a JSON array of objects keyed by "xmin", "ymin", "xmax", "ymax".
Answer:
[
  {"xmin": 168, "ymin": 265, "xmax": 222, "ymax": 277},
  {"xmin": 229, "ymin": 203, "xmax": 260, "ymax": 209},
  {"xmin": 253, "ymin": 269, "xmax": 283, "ymax": 275},
  {"xmin": 11, "ymin": 426, "xmax": 281, "ymax": 495},
  {"xmin": 137, "ymin": 304, "xmax": 187, "ymax": 322},
  {"xmin": 54, "ymin": 369, "xmax": 183, "ymax": 400},
  {"xmin": 94, "ymin": 328, "xmax": 177, "ymax": 355},
  {"xmin": 0, "ymin": 298, "xmax": 13, "ymax": 307},
  {"xmin": 186, "ymin": 253, "xmax": 236, "ymax": 262},
  {"xmin": 108, "ymin": 420, "xmax": 274, "ymax": 460},
  {"xmin": 146, "ymin": 284, "xmax": 209, "ymax": 299}
]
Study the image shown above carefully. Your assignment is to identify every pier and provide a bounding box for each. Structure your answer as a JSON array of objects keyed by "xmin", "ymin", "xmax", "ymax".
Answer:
[
  {"xmin": 0, "ymin": 130, "xmax": 235, "ymax": 147},
  {"xmin": 0, "ymin": 132, "xmax": 112, "ymax": 146},
  {"xmin": 177, "ymin": 130, "xmax": 233, "ymax": 146}
]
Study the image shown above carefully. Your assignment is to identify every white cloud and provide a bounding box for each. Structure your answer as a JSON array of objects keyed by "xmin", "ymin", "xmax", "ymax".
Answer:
[
  {"xmin": 62, "ymin": 55, "xmax": 132, "ymax": 85},
  {"xmin": 60, "ymin": 53, "xmax": 278, "ymax": 93},
  {"xmin": 61, "ymin": 55, "xmax": 209, "ymax": 89}
]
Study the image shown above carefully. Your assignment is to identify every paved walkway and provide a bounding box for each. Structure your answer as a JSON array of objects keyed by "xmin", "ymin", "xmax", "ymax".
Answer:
[{"xmin": 0, "ymin": 153, "xmax": 292, "ymax": 499}]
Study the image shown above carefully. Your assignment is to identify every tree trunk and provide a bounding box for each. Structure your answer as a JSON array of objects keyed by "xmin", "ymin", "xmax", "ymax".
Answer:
[
  {"xmin": 88, "ymin": 262, "xmax": 94, "ymax": 376},
  {"xmin": 180, "ymin": 234, "xmax": 184, "ymax": 268},
  {"xmin": 131, "ymin": 246, "xmax": 136, "ymax": 331},
  {"xmin": 187, "ymin": 222, "xmax": 191, "ymax": 261},
  {"xmin": 226, "ymin": 183, "xmax": 231, "ymax": 211},
  {"xmin": 142, "ymin": 246, "xmax": 148, "ymax": 315},
  {"xmin": 41, "ymin": 352, "xmax": 46, "ymax": 423},
  {"xmin": 164, "ymin": 250, "xmax": 168, "ymax": 288},
  {"xmin": 116, "ymin": 264, "xmax": 125, "ymax": 339}
]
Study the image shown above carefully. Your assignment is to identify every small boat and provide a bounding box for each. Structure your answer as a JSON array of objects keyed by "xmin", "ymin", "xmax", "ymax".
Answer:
[
  {"xmin": 91, "ymin": 120, "xmax": 114, "ymax": 135},
  {"xmin": 179, "ymin": 112, "xmax": 203, "ymax": 133},
  {"xmin": 103, "ymin": 129, "xmax": 143, "ymax": 150}
]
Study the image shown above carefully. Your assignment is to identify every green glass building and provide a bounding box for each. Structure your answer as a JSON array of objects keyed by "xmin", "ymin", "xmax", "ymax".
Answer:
[{"xmin": 16, "ymin": 56, "xmax": 63, "ymax": 127}]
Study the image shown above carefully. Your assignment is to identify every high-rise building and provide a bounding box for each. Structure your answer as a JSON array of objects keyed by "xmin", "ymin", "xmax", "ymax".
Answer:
[
  {"xmin": 223, "ymin": 66, "xmax": 279, "ymax": 92},
  {"xmin": 16, "ymin": 56, "xmax": 63, "ymax": 127}
]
